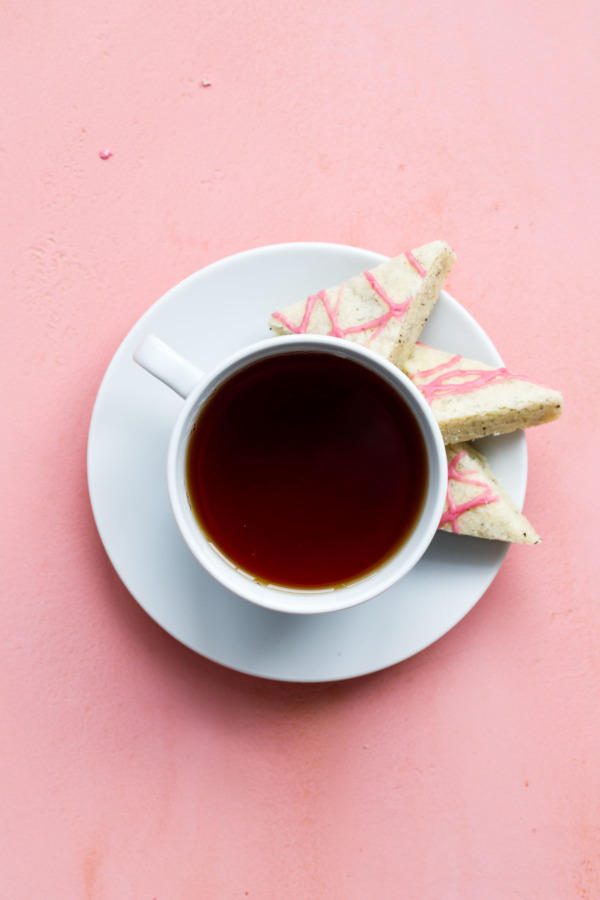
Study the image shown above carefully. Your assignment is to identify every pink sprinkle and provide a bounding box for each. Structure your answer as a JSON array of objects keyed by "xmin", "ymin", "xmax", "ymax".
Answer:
[{"xmin": 99, "ymin": 149, "xmax": 113, "ymax": 160}]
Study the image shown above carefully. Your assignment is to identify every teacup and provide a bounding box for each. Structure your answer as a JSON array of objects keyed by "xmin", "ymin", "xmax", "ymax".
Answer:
[{"xmin": 134, "ymin": 333, "xmax": 447, "ymax": 615}]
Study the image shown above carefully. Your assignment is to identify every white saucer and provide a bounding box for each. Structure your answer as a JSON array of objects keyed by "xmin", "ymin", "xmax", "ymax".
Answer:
[{"xmin": 87, "ymin": 242, "xmax": 527, "ymax": 682}]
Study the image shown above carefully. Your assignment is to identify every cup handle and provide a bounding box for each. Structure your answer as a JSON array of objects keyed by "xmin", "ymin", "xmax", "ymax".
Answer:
[{"xmin": 133, "ymin": 335, "xmax": 204, "ymax": 399}]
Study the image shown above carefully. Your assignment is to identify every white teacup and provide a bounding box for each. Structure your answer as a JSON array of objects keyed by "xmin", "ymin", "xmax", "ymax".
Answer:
[{"xmin": 134, "ymin": 333, "xmax": 447, "ymax": 615}]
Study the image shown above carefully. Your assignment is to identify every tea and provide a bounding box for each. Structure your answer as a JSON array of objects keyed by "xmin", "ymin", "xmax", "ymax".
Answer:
[{"xmin": 185, "ymin": 351, "xmax": 428, "ymax": 589}]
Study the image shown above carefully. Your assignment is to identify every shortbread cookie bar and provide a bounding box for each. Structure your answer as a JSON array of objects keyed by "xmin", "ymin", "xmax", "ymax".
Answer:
[
  {"xmin": 404, "ymin": 343, "xmax": 563, "ymax": 444},
  {"xmin": 440, "ymin": 442, "xmax": 540, "ymax": 543},
  {"xmin": 269, "ymin": 240, "xmax": 456, "ymax": 367}
]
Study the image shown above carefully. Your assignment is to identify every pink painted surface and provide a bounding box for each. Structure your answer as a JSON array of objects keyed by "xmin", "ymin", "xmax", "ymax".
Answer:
[{"xmin": 1, "ymin": 1, "xmax": 598, "ymax": 897}]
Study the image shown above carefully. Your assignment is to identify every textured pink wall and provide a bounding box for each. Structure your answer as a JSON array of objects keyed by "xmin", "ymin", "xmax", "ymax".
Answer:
[{"xmin": 1, "ymin": 1, "xmax": 598, "ymax": 897}]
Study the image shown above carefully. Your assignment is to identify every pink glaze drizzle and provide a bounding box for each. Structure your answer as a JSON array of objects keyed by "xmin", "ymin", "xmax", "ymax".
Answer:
[
  {"xmin": 272, "ymin": 290, "xmax": 328, "ymax": 335},
  {"xmin": 411, "ymin": 345, "xmax": 541, "ymax": 404},
  {"xmin": 271, "ymin": 251, "xmax": 426, "ymax": 342},
  {"xmin": 440, "ymin": 450, "xmax": 499, "ymax": 533},
  {"xmin": 405, "ymin": 249, "xmax": 427, "ymax": 277}
]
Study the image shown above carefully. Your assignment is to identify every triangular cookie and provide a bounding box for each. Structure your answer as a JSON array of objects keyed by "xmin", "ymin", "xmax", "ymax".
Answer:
[
  {"xmin": 440, "ymin": 442, "xmax": 540, "ymax": 543},
  {"xmin": 404, "ymin": 343, "xmax": 563, "ymax": 444},
  {"xmin": 268, "ymin": 241, "xmax": 456, "ymax": 367}
]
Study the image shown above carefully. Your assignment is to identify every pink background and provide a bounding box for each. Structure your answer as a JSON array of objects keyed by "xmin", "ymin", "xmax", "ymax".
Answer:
[{"xmin": 2, "ymin": 1, "xmax": 598, "ymax": 897}]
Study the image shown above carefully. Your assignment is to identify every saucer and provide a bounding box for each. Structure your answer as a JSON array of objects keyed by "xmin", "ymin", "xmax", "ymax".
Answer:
[{"xmin": 87, "ymin": 242, "xmax": 527, "ymax": 682}]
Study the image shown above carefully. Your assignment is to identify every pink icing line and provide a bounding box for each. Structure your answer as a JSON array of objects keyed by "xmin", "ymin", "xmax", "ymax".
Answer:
[
  {"xmin": 358, "ymin": 270, "xmax": 412, "ymax": 343},
  {"xmin": 321, "ymin": 289, "xmax": 345, "ymax": 338},
  {"xmin": 272, "ymin": 291, "xmax": 322, "ymax": 334},
  {"xmin": 405, "ymin": 249, "xmax": 427, "ymax": 277},
  {"xmin": 439, "ymin": 450, "xmax": 499, "ymax": 533},
  {"xmin": 411, "ymin": 349, "xmax": 542, "ymax": 404},
  {"xmin": 271, "ymin": 251, "xmax": 421, "ymax": 341}
]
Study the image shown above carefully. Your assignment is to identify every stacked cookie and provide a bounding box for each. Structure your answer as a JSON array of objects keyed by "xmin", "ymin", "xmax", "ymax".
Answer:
[{"xmin": 268, "ymin": 241, "xmax": 563, "ymax": 543}]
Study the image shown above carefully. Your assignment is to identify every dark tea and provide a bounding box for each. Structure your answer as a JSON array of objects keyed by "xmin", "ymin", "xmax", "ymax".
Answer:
[{"xmin": 185, "ymin": 351, "xmax": 428, "ymax": 589}]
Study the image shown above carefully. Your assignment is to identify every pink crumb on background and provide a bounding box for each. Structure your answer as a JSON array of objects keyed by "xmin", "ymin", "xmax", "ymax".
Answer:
[{"xmin": 1, "ymin": 0, "xmax": 598, "ymax": 898}]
